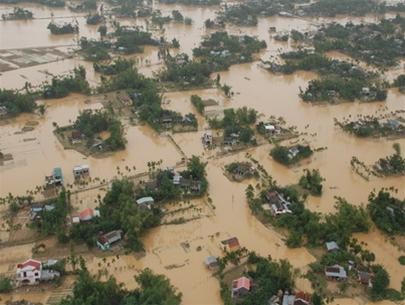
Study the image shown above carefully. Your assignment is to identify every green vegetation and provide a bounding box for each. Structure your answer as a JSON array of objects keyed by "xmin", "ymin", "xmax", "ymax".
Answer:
[
  {"xmin": 99, "ymin": 66, "xmax": 195, "ymax": 131},
  {"xmin": 113, "ymin": 25, "xmax": 158, "ymax": 54},
  {"xmin": 209, "ymin": 107, "xmax": 258, "ymax": 145},
  {"xmin": 337, "ymin": 116, "xmax": 405, "ymax": 138},
  {"xmin": 298, "ymin": 169, "xmax": 324, "ymax": 196},
  {"xmin": 0, "ymin": 277, "xmax": 12, "ymax": 293},
  {"xmin": 303, "ymin": 0, "xmax": 384, "ymax": 17},
  {"xmin": 0, "ymin": 89, "xmax": 37, "ymax": 117},
  {"xmin": 0, "ymin": 0, "xmax": 64, "ymax": 7},
  {"xmin": 312, "ymin": 16, "xmax": 405, "ymax": 68},
  {"xmin": 1, "ymin": 7, "xmax": 33, "ymax": 20},
  {"xmin": 190, "ymin": 95, "xmax": 205, "ymax": 114},
  {"xmin": 58, "ymin": 267, "xmax": 181, "ymax": 305},
  {"xmin": 136, "ymin": 156, "xmax": 208, "ymax": 200},
  {"xmin": 159, "ymin": 0, "xmax": 220, "ymax": 5},
  {"xmin": 79, "ymin": 38, "xmax": 111, "ymax": 61},
  {"xmin": 373, "ymin": 144, "xmax": 405, "ymax": 176},
  {"xmin": 266, "ymin": 50, "xmax": 387, "ymax": 103},
  {"xmin": 399, "ymin": 256, "xmax": 405, "ymax": 265},
  {"xmin": 270, "ymin": 145, "xmax": 313, "ymax": 165},
  {"xmin": 193, "ymin": 32, "xmax": 267, "ymax": 71},
  {"xmin": 86, "ymin": 13, "xmax": 104, "ymax": 25},
  {"xmin": 70, "ymin": 178, "xmax": 161, "ymax": 251},
  {"xmin": 47, "ymin": 22, "xmax": 78, "ymax": 34},
  {"xmin": 393, "ymin": 75, "xmax": 405, "ymax": 92},
  {"xmin": 93, "ymin": 58, "xmax": 134, "ymax": 75},
  {"xmin": 368, "ymin": 189, "xmax": 405, "ymax": 235},
  {"xmin": 72, "ymin": 109, "xmax": 126, "ymax": 151},
  {"xmin": 160, "ymin": 53, "xmax": 212, "ymax": 88},
  {"xmin": 32, "ymin": 190, "xmax": 69, "ymax": 242},
  {"xmin": 41, "ymin": 66, "xmax": 90, "ymax": 98}
]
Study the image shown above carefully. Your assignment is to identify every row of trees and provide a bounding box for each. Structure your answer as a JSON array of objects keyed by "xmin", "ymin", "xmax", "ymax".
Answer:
[{"xmin": 0, "ymin": 88, "xmax": 37, "ymax": 116}]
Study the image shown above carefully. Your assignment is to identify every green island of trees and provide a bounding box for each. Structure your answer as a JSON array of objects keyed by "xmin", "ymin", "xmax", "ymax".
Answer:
[
  {"xmin": 302, "ymin": 0, "xmax": 385, "ymax": 17},
  {"xmin": 393, "ymin": 74, "xmax": 405, "ymax": 93},
  {"xmin": 311, "ymin": 16, "xmax": 405, "ymax": 68},
  {"xmin": 41, "ymin": 66, "xmax": 90, "ymax": 99},
  {"xmin": 98, "ymin": 65, "xmax": 197, "ymax": 131},
  {"xmin": 79, "ymin": 38, "xmax": 112, "ymax": 61},
  {"xmin": 264, "ymin": 50, "xmax": 387, "ymax": 103},
  {"xmin": 193, "ymin": 31, "xmax": 267, "ymax": 71},
  {"xmin": 209, "ymin": 107, "xmax": 258, "ymax": 146},
  {"xmin": 159, "ymin": 0, "xmax": 220, "ymax": 5},
  {"xmin": 0, "ymin": 88, "xmax": 37, "ymax": 117},
  {"xmin": 337, "ymin": 115, "xmax": 405, "ymax": 138},
  {"xmin": 47, "ymin": 22, "xmax": 79, "ymax": 34},
  {"xmin": 58, "ymin": 266, "xmax": 181, "ymax": 305},
  {"xmin": 55, "ymin": 109, "xmax": 126, "ymax": 154},
  {"xmin": 0, "ymin": 0, "xmax": 64, "ymax": 7},
  {"xmin": 93, "ymin": 58, "xmax": 134, "ymax": 75},
  {"xmin": 298, "ymin": 169, "xmax": 324, "ymax": 196},
  {"xmin": 86, "ymin": 13, "xmax": 104, "ymax": 25},
  {"xmin": 373, "ymin": 143, "xmax": 405, "ymax": 176},
  {"xmin": 1, "ymin": 7, "xmax": 33, "ymax": 20},
  {"xmin": 368, "ymin": 189, "xmax": 405, "ymax": 235},
  {"xmin": 270, "ymin": 144, "xmax": 313, "ymax": 165},
  {"xmin": 70, "ymin": 156, "xmax": 207, "ymax": 249}
]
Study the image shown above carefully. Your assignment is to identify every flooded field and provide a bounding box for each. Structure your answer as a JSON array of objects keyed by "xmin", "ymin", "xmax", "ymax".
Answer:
[{"xmin": 1, "ymin": 1, "xmax": 405, "ymax": 304}]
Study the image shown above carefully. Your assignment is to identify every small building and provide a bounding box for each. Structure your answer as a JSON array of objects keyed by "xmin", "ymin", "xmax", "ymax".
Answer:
[
  {"xmin": 232, "ymin": 276, "xmax": 251, "ymax": 298},
  {"xmin": 288, "ymin": 147, "xmax": 300, "ymax": 160},
  {"xmin": 264, "ymin": 124, "xmax": 276, "ymax": 134},
  {"xmin": 136, "ymin": 197, "xmax": 155, "ymax": 209},
  {"xmin": 204, "ymin": 256, "xmax": 218, "ymax": 269},
  {"xmin": 73, "ymin": 164, "xmax": 90, "ymax": 178},
  {"xmin": 282, "ymin": 291, "xmax": 311, "ymax": 305},
  {"xmin": 230, "ymin": 162, "xmax": 256, "ymax": 179},
  {"xmin": 202, "ymin": 131, "xmax": 213, "ymax": 146},
  {"xmin": 79, "ymin": 208, "xmax": 98, "ymax": 222},
  {"xmin": 265, "ymin": 191, "xmax": 292, "ymax": 216},
  {"xmin": 41, "ymin": 269, "xmax": 60, "ymax": 282},
  {"xmin": 16, "ymin": 259, "xmax": 42, "ymax": 286},
  {"xmin": 358, "ymin": 271, "xmax": 374, "ymax": 288},
  {"xmin": 179, "ymin": 179, "xmax": 202, "ymax": 194},
  {"xmin": 221, "ymin": 237, "xmax": 240, "ymax": 252},
  {"xmin": 97, "ymin": 230, "xmax": 123, "ymax": 251},
  {"xmin": 71, "ymin": 130, "xmax": 82, "ymax": 143},
  {"xmin": 325, "ymin": 264, "xmax": 347, "ymax": 281},
  {"xmin": 325, "ymin": 241, "xmax": 339, "ymax": 252},
  {"xmin": 45, "ymin": 167, "xmax": 63, "ymax": 186},
  {"xmin": 173, "ymin": 173, "xmax": 182, "ymax": 185}
]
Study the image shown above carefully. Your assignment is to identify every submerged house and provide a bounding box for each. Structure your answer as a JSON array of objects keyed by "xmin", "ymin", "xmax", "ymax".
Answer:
[
  {"xmin": 136, "ymin": 196, "xmax": 155, "ymax": 209},
  {"xmin": 97, "ymin": 230, "xmax": 123, "ymax": 251},
  {"xmin": 73, "ymin": 164, "xmax": 90, "ymax": 178},
  {"xmin": 232, "ymin": 276, "xmax": 251, "ymax": 298},
  {"xmin": 325, "ymin": 264, "xmax": 347, "ymax": 281},
  {"xmin": 202, "ymin": 131, "xmax": 213, "ymax": 146},
  {"xmin": 265, "ymin": 191, "xmax": 292, "ymax": 216},
  {"xmin": 325, "ymin": 241, "xmax": 339, "ymax": 252},
  {"xmin": 204, "ymin": 256, "xmax": 219, "ymax": 269},
  {"xmin": 221, "ymin": 237, "xmax": 240, "ymax": 252},
  {"xmin": 281, "ymin": 291, "xmax": 312, "ymax": 305},
  {"xmin": 45, "ymin": 167, "xmax": 63, "ymax": 186},
  {"xmin": 358, "ymin": 271, "xmax": 374, "ymax": 288}
]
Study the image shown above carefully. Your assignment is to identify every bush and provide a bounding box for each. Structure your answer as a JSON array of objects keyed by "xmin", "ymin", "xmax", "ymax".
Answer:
[{"xmin": 0, "ymin": 277, "xmax": 12, "ymax": 293}]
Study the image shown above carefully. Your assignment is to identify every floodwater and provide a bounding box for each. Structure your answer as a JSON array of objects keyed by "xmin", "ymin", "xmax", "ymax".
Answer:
[{"xmin": 1, "ymin": 1, "xmax": 405, "ymax": 304}]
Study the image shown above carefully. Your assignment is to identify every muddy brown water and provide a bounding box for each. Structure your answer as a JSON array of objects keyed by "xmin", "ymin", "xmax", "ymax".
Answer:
[{"xmin": 1, "ymin": 2, "xmax": 405, "ymax": 304}]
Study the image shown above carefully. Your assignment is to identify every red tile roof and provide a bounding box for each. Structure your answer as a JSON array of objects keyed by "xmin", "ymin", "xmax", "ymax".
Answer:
[
  {"xmin": 232, "ymin": 277, "xmax": 251, "ymax": 291},
  {"xmin": 221, "ymin": 237, "xmax": 240, "ymax": 251},
  {"xmin": 79, "ymin": 208, "xmax": 94, "ymax": 221},
  {"xmin": 17, "ymin": 259, "xmax": 41, "ymax": 271}
]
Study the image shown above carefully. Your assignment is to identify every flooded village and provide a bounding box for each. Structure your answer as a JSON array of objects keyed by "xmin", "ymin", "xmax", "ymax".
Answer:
[{"xmin": 0, "ymin": 0, "xmax": 405, "ymax": 304}]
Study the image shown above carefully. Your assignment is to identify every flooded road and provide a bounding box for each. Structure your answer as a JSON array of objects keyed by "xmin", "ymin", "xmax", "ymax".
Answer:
[{"xmin": 1, "ymin": 1, "xmax": 405, "ymax": 304}]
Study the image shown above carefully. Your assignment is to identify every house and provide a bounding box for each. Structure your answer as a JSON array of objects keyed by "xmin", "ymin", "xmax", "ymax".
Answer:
[
  {"xmin": 173, "ymin": 173, "xmax": 182, "ymax": 185},
  {"xmin": 358, "ymin": 271, "xmax": 374, "ymax": 288},
  {"xmin": 73, "ymin": 164, "xmax": 90, "ymax": 178},
  {"xmin": 265, "ymin": 191, "xmax": 292, "ymax": 216},
  {"xmin": 16, "ymin": 259, "xmax": 42, "ymax": 285},
  {"xmin": 179, "ymin": 178, "xmax": 202, "ymax": 194},
  {"xmin": 325, "ymin": 241, "xmax": 339, "ymax": 252},
  {"xmin": 281, "ymin": 291, "xmax": 311, "ymax": 305},
  {"xmin": 221, "ymin": 237, "xmax": 240, "ymax": 252},
  {"xmin": 264, "ymin": 124, "xmax": 276, "ymax": 134},
  {"xmin": 71, "ymin": 130, "xmax": 82, "ymax": 143},
  {"xmin": 136, "ymin": 196, "xmax": 154, "ymax": 209},
  {"xmin": 97, "ymin": 230, "xmax": 123, "ymax": 251},
  {"xmin": 385, "ymin": 119, "xmax": 401, "ymax": 130},
  {"xmin": 0, "ymin": 106, "xmax": 8, "ymax": 117},
  {"xmin": 325, "ymin": 264, "xmax": 347, "ymax": 281},
  {"xmin": 30, "ymin": 204, "xmax": 55, "ymax": 221},
  {"xmin": 79, "ymin": 208, "xmax": 98, "ymax": 222},
  {"xmin": 202, "ymin": 131, "xmax": 213, "ymax": 146},
  {"xmin": 288, "ymin": 147, "xmax": 300, "ymax": 160},
  {"xmin": 230, "ymin": 162, "xmax": 256, "ymax": 179},
  {"xmin": 45, "ymin": 167, "xmax": 63, "ymax": 186},
  {"xmin": 204, "ymin": 256, "xmax": 218, "ymax": 269},
  {"xmin": 232, "ymin": 276, "xmax": 251, "ymax": 298}
]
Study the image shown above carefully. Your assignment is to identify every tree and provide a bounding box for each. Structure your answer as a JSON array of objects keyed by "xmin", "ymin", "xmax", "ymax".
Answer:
[
  {"xmin": 370, "ymin": 265, "xmax": 390, "ymax": 300},
  {"xmin": 0, "ymin": 277, "xmax": 12, "ymax": 293}
]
